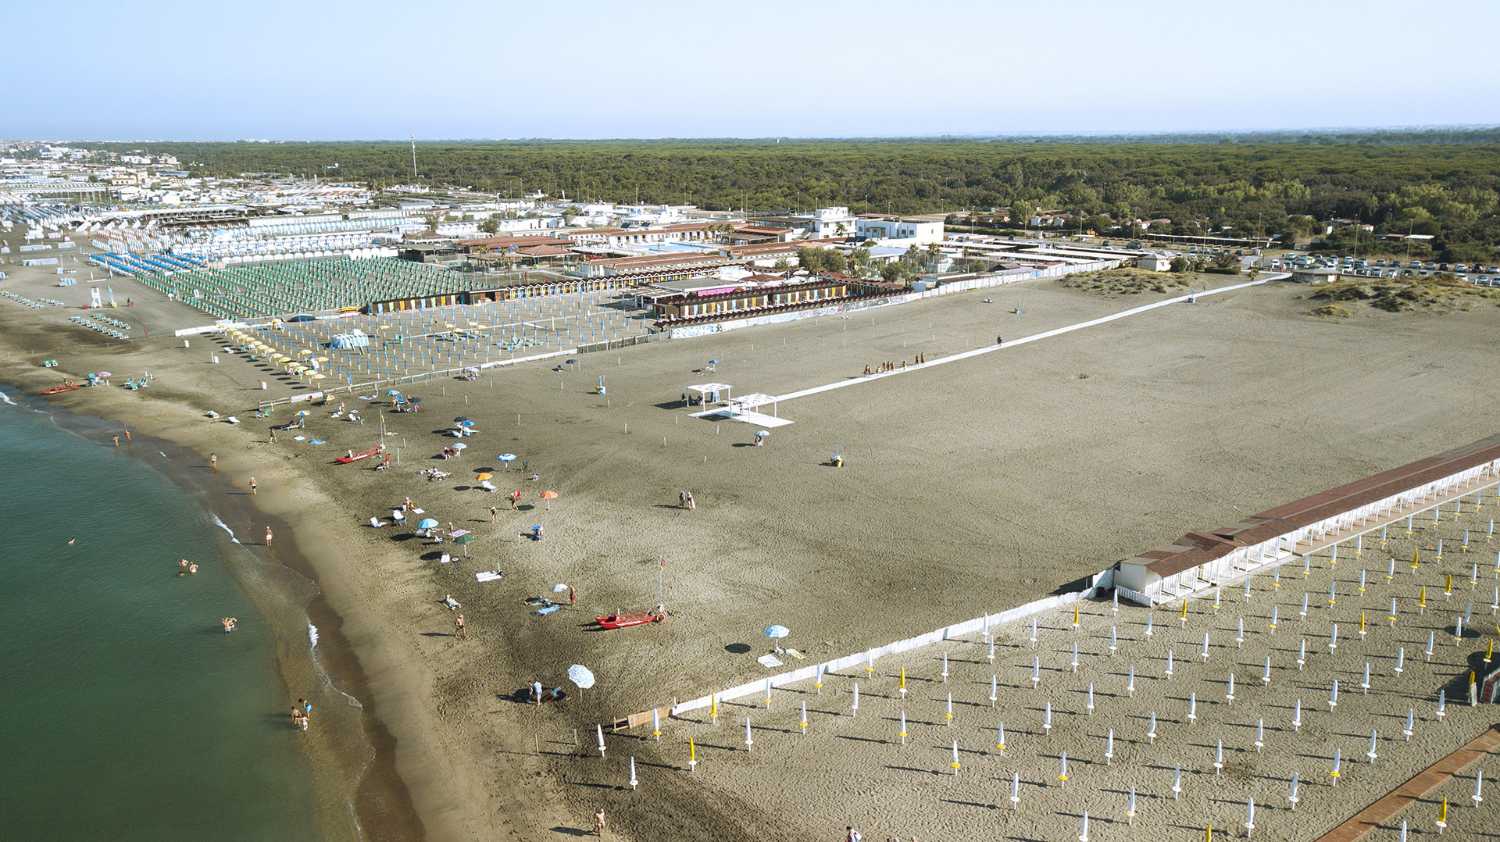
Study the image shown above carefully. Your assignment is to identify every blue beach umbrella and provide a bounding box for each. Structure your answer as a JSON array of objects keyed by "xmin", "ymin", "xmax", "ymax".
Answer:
[
  {"xmin": 763, "ymin": 624, "xmax": 790, "ymax": 640},
  {"xmin": 417, "ymin": 518, "xmax": 439, "ymax": 530}
]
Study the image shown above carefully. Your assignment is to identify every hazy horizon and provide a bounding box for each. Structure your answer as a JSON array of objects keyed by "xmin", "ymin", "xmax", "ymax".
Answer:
[
  {"xmin": 15, "ymin": 124, "xmax": 1500, "ymax": 145},
  {"xmin": 7, "ymin": 0, "xmax": 1499, "ymax": 140}
]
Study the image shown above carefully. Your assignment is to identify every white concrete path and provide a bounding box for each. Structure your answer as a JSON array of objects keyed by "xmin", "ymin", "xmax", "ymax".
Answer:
[{"xmin": 769, "ymin": 275, "xmax": 1279, "ymax": 407}]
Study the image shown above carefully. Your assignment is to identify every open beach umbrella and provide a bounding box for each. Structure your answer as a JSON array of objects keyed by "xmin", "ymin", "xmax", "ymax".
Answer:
[
  {"xmin": 541, "ymin": 489, "xmax": 558, "ymax": 510},
  {"xmin": 475, "ymin": 471, "xmax": 494, "ymax": 481},
  {"xmin": 451, "ymin": 442, "xmax": 467, "ymax": 451},
  {"xmin": 763, "ymin": 624, "xmax": 790, "ymax": 640},
  {"xmin": 417, "ymin": 517, "xmax": 439, "ymax": 530},
  {"xmin": 497, "ymin": 453, "xmax": 516, "ymax": 467},
  {"xmin": 567, "ymin": 664, "xmax": 596, "ymax": 690},
  {"xmin": 97, "ymin": 370, "xmax": 113, "ymax": 379}
]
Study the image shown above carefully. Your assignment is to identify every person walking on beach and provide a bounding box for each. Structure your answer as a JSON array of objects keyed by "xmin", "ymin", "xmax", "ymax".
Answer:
[
  {"xmin": 488, "ymin": 506, "xmax": 498, "ymax": 523},
  {"xmin": 264, "ymin": 526, "xmax": 274, "ymax": 546},
  {"xmin": 453, "ymin": 613, "xmax": 467, "ymax": 639},
  {"xmin": 269, "ymin": 427, "xmax": 277, "ymax": 443},
  {"xmin": 532, "ymin": 678, "xmax": 543, "ymax": 705},
  {"xmin": 249, "ymin": 476, "xmax": 257, "ymax": 495},
  {"xmin": 124, "ymin": 430, "xmax": 132, "ymax": 443},
  {"xmin": 593, "ymin": 808, "xmax": 606, "ymax": 838},
  {"xmin": 568, "ymin": 585, "xmax": 577, "ymax": 607},
  {"xmin": 846, "ymin": 826, "xmax": 862, "ymax": 842},
  {"xmin": 210, "ymin": 453, "xmax": 217, "ymax": 472},
  {"xmin": 510, "ymin": 489, "xmax": 521, "ymax": 510},
  {"xmin": 112, "ymin": 435, "xmax": 120, "ymax": 447}
]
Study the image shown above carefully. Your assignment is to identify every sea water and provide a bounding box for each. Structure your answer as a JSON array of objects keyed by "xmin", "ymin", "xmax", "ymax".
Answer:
[{"xmin": 0, "ymin": 393, "xmax": 320, "ymax": 840}]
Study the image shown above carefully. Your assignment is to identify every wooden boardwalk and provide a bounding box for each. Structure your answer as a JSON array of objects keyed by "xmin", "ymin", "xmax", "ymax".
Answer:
[{"xmin": 1314, "ymin": 723, "xmax": 1500, "ymax": 841}]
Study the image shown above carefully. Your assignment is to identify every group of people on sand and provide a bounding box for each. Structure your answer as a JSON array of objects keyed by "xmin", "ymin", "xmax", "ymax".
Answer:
[
  {"xmin": 290, "ymin": 697, "xmax": 313, "ymax": 732},
  {"xmin": 177, "ymin": 558, "xmax": 200, "ymax": 576},
  {"xmin": 862, "ymin": 355, "xmax": 925, "ymax": 376},
  {"xmin": 678, "ymin": 489, "xmax": 696, "ymax": 511}
]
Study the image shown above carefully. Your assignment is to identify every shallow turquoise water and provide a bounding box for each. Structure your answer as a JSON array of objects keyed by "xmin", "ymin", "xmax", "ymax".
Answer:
[{"xmin": 0, "ymin": 392, "xmax": 319, "ymax": 841}]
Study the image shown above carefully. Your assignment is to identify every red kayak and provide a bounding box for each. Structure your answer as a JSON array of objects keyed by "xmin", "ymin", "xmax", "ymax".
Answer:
[
  {"xmin": 335, "ymin": 444, "xmax": 384, "ymax": 464},
  {"xmin": 39, "ymin": 381, "xmax": 81, "ymax": 396},
  {"xmin": 595, "ymin": 611, "xmax": 665, "ymax": 630}
]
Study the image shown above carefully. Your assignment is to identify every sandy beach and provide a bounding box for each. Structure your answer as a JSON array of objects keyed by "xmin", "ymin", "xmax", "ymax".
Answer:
[{"xmin": 3, "ymin": 252, "xmax": 1498, "ymax": 841}]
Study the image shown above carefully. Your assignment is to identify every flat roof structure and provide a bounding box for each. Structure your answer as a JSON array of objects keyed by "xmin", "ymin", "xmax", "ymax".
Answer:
[{"xmin": 1120, "ymin": 434, "xmax": 1500, "ymax": 586}]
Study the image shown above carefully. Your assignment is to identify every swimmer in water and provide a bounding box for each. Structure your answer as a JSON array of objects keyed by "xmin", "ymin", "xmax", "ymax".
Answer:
[
  {"xmin": 221, "ymin": 617, "xmax": 238, "ymax": 633},
  {"xmin": 178, "ymin": 559, "xmax": 190, "ymax": 576},
  {"xmin": 66, "ymin": 538, "xmax": 76, "ymax": 545},
  {"xmin": 188, "ymin": 562, "xmax": 199, "ymax": 575}
]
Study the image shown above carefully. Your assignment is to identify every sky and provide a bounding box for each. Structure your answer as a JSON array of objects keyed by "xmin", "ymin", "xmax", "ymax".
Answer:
[{"xmin": 6, "ymin": 0, "xmax": 1499, "ymax": 140}]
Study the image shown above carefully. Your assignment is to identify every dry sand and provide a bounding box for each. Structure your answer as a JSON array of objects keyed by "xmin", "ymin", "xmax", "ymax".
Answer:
[
  {"xmin": 610, "ymin": 505, "xmax": 1500, "ymax": 841},
  {"xmin": 2, "ymin": 248, "xmax": 1498, "ymax": 841}
]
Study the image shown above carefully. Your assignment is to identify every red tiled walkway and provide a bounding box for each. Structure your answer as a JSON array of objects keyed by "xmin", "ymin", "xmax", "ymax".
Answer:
[{"xmin": 1315, "ymin": 723, "xmax": 1500, "ymax": 842}]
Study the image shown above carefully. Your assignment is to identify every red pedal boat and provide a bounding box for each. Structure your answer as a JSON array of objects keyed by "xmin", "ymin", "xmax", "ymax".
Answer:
[
  {"xmin": 595, "ymin": 610, "xmax": 665, "ymax": 630},
  {"xmin": 39, "ymin": 381, "xmax": 81, "ymax": 396},
  {"xmin": 334, "ymin": 444, "xmax": 384, "ymax": 464}
]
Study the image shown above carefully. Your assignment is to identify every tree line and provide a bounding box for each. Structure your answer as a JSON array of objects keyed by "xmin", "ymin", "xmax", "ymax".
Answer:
[{"xmin": 79, "ymin": 132, "xmax": 1500, "ymax": 262}]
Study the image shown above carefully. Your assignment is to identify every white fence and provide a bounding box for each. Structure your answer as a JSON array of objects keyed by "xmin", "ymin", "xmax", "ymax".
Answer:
[
  {"xmin": 666, "ymin": 572, "xmax": 1107, "ymax": 718},
  {"xmin": 1135, "ymin": 459, "xmax": 1500, "ymax": 606}
]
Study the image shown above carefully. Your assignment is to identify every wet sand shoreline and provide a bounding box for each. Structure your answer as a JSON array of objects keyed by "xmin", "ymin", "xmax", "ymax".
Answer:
[{"xmin": 0, "ymin": 374, "xmax": 425, "ymax": 842}]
